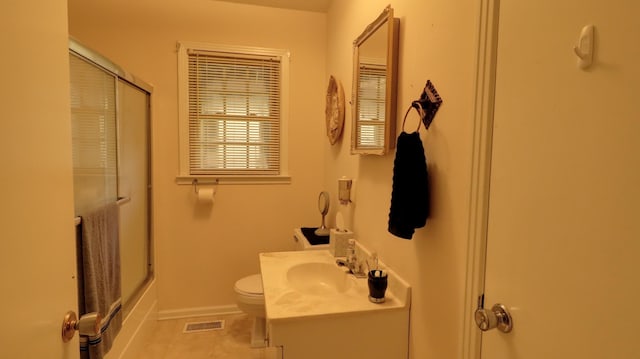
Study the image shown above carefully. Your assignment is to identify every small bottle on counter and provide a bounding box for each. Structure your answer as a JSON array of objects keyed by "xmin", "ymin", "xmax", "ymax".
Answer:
[{"xmin": 346, "ymin": 238, "xmax": 356, "ymax": 265}]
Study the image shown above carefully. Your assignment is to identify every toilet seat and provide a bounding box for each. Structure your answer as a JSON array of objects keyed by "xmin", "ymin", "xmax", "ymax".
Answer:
[{"xmin": 234, "ymin": 274, "xmax": 264, "ymax": 296}]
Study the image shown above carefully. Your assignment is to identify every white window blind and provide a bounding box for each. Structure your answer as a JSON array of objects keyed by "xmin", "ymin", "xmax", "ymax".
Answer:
[
  {"xmin": 187, "ymin": 49, "xmax": 282, "ymax": 175},
  {"xmin": 357, "ymin": 63, "xmax": 386, "ymax": 147}
]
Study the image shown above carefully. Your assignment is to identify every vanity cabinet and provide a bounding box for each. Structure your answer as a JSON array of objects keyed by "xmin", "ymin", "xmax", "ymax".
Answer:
[{"xmin": 260, "ymin": 250, "xmax": 411, "ymax": 358}]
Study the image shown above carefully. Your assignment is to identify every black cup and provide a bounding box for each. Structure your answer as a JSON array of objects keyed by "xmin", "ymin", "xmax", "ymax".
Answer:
[{"xmin": 368, "ymin": 269, "xmax": 388, "ymax": 303}]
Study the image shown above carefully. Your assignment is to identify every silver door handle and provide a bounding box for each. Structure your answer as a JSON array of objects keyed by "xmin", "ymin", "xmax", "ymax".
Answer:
[
  {"xmin": 474, "ymin": 303, "xmax": 513, "ymax": 333},
  {"xmin": 61, "ymin": 310, "xmax": 102, "ymax": 342}
]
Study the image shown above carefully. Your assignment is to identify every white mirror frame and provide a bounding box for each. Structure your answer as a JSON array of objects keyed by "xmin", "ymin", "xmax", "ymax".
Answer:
[{"xmin": 351, "ymin": 5, "xmax": 400, "ymax": 155}]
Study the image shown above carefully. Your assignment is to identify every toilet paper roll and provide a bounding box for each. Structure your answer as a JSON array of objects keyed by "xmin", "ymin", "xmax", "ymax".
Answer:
[{"xmin": 197, "ymin": 188, "xmax": 215, "ymax": 204}]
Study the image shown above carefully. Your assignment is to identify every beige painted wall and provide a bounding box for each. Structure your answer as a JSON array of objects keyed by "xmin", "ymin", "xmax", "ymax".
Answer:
[
  {"xmin": 69, "ymin": 0, "xmax": 478, "ymax": 357},
  {"xmin": 324, "ymin": 1, "xmax": 477, "ymax": 358},
  {"xmin": 68, "ymin": 0, "xmax": 327, "ymax": 312}
]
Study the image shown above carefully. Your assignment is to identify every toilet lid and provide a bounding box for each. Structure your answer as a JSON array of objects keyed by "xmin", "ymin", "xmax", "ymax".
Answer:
[{"xmin": 235, "ymin": 274, "xmax": 263, "ymax": 295}]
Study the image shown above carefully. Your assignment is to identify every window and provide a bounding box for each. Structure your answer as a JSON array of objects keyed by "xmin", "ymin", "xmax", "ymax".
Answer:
[
  {"xmin": 178, "ymin": 42, "xmax": 289, "ymax": 181},
  {"xmin": 356, "ymin": 63, "xmax": 386, "ymax": 147}
]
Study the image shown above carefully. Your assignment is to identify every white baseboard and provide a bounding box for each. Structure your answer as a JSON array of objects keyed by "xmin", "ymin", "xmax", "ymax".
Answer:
[{"xmin": 158, "ymin": 304, "xmax": 242, "ymax": 321}]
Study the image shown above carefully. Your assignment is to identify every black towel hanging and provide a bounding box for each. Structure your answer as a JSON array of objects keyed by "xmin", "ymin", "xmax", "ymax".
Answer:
[
  {"xmin": 388, "ymin": 131, "xmax": 429, "ymax": 239},
  {"xmin": 388, "ymin": 80, "xmax": 441, "ymax": 239}
]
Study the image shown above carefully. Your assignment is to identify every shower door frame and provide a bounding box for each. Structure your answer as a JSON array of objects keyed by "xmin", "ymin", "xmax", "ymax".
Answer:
[{"xmin": 69, "ymin": 37, "xmax": 154, "ymax": 319}]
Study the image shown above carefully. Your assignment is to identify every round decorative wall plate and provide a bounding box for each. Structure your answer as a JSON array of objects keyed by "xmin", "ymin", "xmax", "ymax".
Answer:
[{"xmin": 325, "ymin": 75, "xmax": 345, "ymax": 145}]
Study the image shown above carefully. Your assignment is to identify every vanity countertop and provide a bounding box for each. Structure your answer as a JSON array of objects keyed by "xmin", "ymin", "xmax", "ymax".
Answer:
[{"xmin": 259, "ymin": 249, "xmax": 410, "ymax": 321}]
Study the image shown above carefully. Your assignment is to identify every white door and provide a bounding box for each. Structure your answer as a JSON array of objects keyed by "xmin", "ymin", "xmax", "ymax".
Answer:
[
  {"xmin": 0, "ymin": 1, "xmax": 80, "ymax": 358},
  {"xmin": 480, "ymin": 0, "xmax": 640, "ymax": 357}
]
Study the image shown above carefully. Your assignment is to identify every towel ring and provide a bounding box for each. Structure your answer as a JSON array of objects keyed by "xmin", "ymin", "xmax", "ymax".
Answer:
[
  {"xmin": 401, "ymin": 101, "xmax": 425, "ymax": 133},
  {"xmin": 404, "ymin": 80, "xmax": 443, "ymax": 131}
]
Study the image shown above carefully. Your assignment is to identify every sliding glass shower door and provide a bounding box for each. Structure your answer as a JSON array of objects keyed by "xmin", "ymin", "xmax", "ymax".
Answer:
[
  {"xmin": 117, "ymin": 79, "xmax": 152, "ymax": 310},
  {"xmin": 69, "ymin": 41, "xmax": 153, "ymax": 319}
]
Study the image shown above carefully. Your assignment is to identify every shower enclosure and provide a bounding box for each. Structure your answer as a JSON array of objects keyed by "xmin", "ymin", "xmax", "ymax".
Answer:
[{"xmin": 69, "ymin": 38, "xmax": 153, "ymax": 319}]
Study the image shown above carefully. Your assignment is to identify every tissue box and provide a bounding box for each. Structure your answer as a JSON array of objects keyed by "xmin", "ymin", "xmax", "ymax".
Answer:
[{"xmin": 330, "ymin": 229, "xmax": 354, "ymax": 257}]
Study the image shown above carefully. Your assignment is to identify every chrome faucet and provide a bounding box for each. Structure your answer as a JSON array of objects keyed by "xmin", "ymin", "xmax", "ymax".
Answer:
[
  {"xmin": 336, "ymin": 257, "xmax": 367, "ymax": 278},
  {"xmin": 336, "ymin": 238, "xmax": 367, "ymax": 278}
]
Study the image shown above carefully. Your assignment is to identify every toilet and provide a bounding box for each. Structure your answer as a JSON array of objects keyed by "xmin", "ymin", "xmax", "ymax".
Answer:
[
  {"xmin": 234, "ymin": 228, "xmax": 329, "ymax": 348},
  {"xmin": 234, "ymin": 274, "xmax": 266, "ymax": 347}
]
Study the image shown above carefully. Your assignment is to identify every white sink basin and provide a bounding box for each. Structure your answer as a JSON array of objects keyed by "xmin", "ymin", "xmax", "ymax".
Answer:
[
  {"xmin": 260, "ymin": 250, "xmax": 410, "ymax": 319},
  {"xmin": 286, "ymin": 262, "xmax": 351, "ymax": 295}
]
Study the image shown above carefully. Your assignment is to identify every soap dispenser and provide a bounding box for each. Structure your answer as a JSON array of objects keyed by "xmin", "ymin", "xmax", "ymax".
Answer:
[{"xmin": 338, "ymin": 177, "xmax": 353, "ymax": 205}]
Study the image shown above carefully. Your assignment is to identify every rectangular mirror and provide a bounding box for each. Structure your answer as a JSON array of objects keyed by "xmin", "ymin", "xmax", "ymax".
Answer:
[{"xmin": 351, "ymin": 6, "xmax": 399, "ymax": 155}]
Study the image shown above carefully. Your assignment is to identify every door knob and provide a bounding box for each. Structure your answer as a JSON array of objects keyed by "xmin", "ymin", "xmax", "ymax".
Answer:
[
  {"xmin": 474, "ymin": 303, "xmax": 513, "ymax": 333},
  {"xmin": 61, "ymin": 311, "xmax": 102, "ymax": 342}
]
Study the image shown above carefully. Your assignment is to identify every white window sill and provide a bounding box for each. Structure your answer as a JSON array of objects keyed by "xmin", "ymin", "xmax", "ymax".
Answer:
[{"xmin": 176, "ymin": 175, "xmax": 291, "ymax": 185}]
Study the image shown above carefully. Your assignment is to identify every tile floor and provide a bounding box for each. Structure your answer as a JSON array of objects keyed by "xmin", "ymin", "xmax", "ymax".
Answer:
[{"xmin": 137, "ymin": 314, "xmax": 277, "ymax": 359}]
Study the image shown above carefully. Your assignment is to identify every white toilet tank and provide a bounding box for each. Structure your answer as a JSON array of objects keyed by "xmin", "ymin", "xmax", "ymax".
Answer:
[{"xmin": 293, "ymin": 227, "xmax": 330, "ymax": 251}]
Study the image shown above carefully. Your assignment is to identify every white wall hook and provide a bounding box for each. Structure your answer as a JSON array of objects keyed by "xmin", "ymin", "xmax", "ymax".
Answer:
[
  {"xmin": 574, "ymin": 25, "xmax": 595, "ymax": 70},
  {"xmin": 573, "ymin": 46, "xmax": 587, "ymax": 59}
]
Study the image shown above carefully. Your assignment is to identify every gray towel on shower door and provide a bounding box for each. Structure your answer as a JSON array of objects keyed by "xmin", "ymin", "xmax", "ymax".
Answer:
[{"xmin": 79, "ymin": 201, "xmax": 122, "ymax": 359}]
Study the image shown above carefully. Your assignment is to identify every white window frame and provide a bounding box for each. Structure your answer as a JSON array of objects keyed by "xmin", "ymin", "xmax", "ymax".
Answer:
[{"xmin": 176, "ymin": 41, "xmax": 290, "ymax": 184}]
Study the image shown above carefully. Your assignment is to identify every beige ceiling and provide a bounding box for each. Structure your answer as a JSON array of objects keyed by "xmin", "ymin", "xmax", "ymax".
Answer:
[{"xmin": 214, "ymin": 0, "xmax": 331, "ymax": 12}]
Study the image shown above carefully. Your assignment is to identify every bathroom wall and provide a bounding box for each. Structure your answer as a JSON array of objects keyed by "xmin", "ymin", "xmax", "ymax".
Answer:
[
  {"xmin": 68, "ymin": 0, "xmax": 327, "ymax": 314},
  {"xmin": 323, "ymin": 1, "xmax": 477, "ymax": 358}
]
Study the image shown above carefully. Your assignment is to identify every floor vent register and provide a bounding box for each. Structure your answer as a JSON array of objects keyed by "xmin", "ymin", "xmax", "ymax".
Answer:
[{"xmin": 183, "ymin": 320, "xmax": 225, "ymax": 333}]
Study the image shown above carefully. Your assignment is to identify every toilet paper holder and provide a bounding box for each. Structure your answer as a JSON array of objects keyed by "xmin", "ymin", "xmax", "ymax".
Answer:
[{"xmin": 192, "ymin": 178, "xmax": 219, "ymax": 194}]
